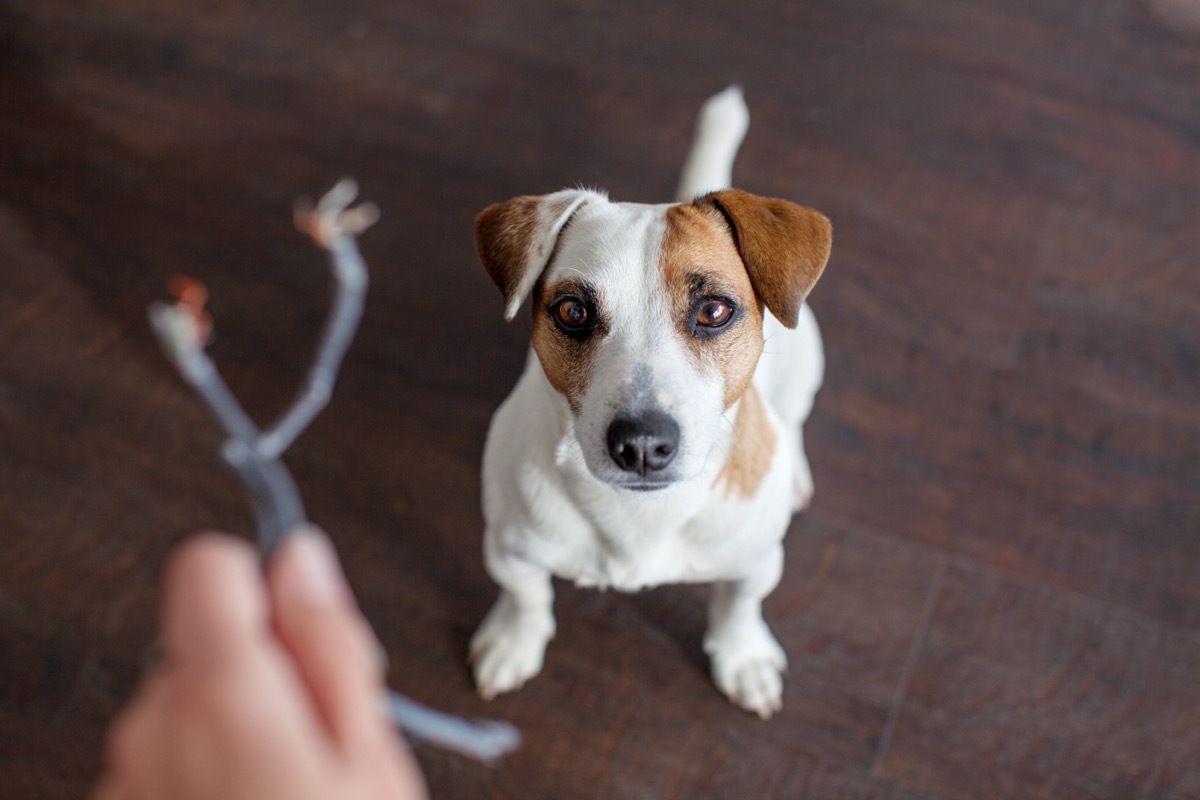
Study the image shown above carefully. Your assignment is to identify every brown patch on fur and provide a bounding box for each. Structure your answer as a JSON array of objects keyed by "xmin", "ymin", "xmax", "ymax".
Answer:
[
  {"xmin": 660, "ymin": 204, "xmax": 764, "ymax": 407},
  {"xmin": 529, "ymin": 278, "xmax": 602, "ymax": 412},
  {"xmin": 714, "ymin": 384, "xmax": 776, "ymax": 500},
  {"xmin": 699, "ymin": 190, "xmax": 832, "ymax": 328},
  {"xmin": 475, "ymin": 196, "xmax": 541, "ymax": 311},
  {"xmin": 475, "ymin": 193, "xmax": 588, "ymax": 320}
]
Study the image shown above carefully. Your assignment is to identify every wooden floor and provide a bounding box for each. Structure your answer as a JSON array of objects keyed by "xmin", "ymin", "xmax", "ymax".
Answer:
[{"xmin": 2, "ymin": 1, "xmax": 1198, "ymax": 797}]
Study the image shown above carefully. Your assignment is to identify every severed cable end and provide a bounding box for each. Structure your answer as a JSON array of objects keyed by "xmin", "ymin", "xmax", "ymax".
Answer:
[
  {"xmin": 296, "ymin": 177, "xmax": 379, "ymax": 248},
  {"xmin": 149, "ymin": 275, "xmax": 213, "ymax": 363},
  {"xmin": 385, "ymin": 690, "xmax": 521, "ymax": 765}
]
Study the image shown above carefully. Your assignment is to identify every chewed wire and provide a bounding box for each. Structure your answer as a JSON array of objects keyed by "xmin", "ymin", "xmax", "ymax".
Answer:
[{"xmin": 148, "ymin": 178, "xmax": 521, "ymax": 763}]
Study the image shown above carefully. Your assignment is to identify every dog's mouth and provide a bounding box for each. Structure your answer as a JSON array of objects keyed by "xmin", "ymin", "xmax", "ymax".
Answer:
[{"xmin": 615, "ymin": 480, "xmax": 675, "ymax": 492}]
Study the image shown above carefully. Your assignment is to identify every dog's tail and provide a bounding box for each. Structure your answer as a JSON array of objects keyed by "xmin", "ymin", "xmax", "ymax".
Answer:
[{"xmin": 674, "ymin": 85, "xmax": 750, "ymax": 203}]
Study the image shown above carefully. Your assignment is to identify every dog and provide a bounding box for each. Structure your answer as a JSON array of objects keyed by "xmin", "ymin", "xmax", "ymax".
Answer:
[{"xmin": 468, "ymin": 87, "xmax": 831, "ymax": 718}]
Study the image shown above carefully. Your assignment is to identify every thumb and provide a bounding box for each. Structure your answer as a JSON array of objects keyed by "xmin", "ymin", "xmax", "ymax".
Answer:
[{"xmin": 267, "ymin": 526, "xmax": 387, "ymax": 749}]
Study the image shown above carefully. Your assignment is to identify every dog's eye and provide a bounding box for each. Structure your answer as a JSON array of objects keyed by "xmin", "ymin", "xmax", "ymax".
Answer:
[
  {"xmin": 695, "ymin": 299, "xmax": 734, "ymax": 329},
  {"xmin": 554, "ymin": 297, "xmax": 591, "ymax": 329}
]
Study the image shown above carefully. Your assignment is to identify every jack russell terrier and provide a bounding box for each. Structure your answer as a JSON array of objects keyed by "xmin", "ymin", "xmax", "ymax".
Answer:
[{"xmin": 469, "ymin": 87, "xmax": 831, "ymax": 718}]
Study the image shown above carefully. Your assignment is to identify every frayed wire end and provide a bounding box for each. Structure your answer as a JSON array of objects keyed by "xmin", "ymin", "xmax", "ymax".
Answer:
[
  {"xmin": 149, "ymin": 275, "xmax": 213, "ymax": 363},
  {"xmin": 295, "ymin": 177, "xmax": 380, "ymax": 248}
]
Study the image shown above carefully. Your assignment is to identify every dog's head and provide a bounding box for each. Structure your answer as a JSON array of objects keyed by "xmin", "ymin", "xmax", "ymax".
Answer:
[{"xmin": 475, "ymin": 189, "xmax": 831, "ymax": 492}]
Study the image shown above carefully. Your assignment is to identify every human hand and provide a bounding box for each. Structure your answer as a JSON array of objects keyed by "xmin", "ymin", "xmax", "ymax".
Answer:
[{"xmin": 94, "ymin": 528, "xmax": 428, "ymax": 800}]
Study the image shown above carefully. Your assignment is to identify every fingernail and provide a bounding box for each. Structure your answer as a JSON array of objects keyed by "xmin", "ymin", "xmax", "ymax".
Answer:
[{"xmin": 286, "ymin": 525, "xmax": 349, "ymax": 606}]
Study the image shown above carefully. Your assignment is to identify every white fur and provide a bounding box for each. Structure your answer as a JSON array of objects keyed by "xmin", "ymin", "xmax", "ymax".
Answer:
[
  {"xmin": 676, "ymin": 85, "xmax": 751, "ymax": 202},
  {"xmin": 470, "ymin": 88, "xmax": 824, "ymax": 718}
]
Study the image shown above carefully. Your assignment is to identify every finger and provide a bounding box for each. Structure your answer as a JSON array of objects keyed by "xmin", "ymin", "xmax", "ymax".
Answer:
[
  {"xmin": 95, "ymin": 675, "xmax": 169, "ymax": 800},
  {"xmin": 162, "ymin": 533, "xmax": 269, "ymax": 672},
  {"xmin": 267, "ymin": 526, "xmax": 386, "ymax": 749},
  {"xmin": 89, "ymin": 777, "xmax": 132, "ymax": 800},
  {"xmin": 361, "ymin": 729, "xmax": 432, "ymax": 800}
]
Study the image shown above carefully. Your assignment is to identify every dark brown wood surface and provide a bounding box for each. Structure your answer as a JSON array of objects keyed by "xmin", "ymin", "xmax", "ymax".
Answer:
[{"xmin": 2, "ymin": 2, "xmax": 1198, "ymax": 797}]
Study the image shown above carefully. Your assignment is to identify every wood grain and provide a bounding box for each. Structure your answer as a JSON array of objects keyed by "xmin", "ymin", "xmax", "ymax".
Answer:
[{"xmin": 1, "ymin": 1, "xmax": 1197, "ymax": 797}]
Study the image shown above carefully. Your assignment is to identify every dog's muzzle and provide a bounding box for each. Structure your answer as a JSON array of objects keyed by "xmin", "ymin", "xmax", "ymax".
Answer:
[{"xmin": 606, "ymin": 410, "xmax": 680, "ymax": 488}]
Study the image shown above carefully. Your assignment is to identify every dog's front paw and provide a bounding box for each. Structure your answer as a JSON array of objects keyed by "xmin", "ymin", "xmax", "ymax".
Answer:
[
  {"xmin": 707, "ymin": 628, "xmax": 788, "ymax": 719},
  {"xmin": 469, "ymin": 596, "xmax": 555, "ymax": 700}
]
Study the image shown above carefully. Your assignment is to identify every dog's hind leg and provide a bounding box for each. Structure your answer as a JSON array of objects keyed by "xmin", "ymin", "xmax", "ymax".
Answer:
[
  {"xmin": 675, "ymin": 85, "xmax": 750, "ymax": 202},
  {"xmin": 469, "ymin": 530, "xmax": 556, "ymax": 700},
  {"xmin": 704, "ymin": 544, "xmax": 788, "ymax": 718}
]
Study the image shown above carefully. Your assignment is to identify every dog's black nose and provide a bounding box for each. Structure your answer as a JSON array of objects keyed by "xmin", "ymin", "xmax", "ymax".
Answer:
[{"xmin": 607, "ymin": 412, "xmax": 680, "ymax": 476}]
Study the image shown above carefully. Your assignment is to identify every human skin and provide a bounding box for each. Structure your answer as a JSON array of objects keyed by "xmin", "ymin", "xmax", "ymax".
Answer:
[{"xmin": 93, "ymin": 529, "xmax": 428, "ymax": 800}]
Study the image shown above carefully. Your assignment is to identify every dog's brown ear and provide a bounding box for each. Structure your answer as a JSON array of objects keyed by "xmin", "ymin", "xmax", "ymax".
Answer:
[
  {"xmin": 700, "ymin": 189, "xmax": 832, "ymax": 328},
  {"xmin": 475, "ymin": 189, "xmax": 595, "ymax": 321}
]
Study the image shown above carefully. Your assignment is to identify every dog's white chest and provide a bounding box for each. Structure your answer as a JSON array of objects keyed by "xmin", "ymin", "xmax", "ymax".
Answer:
[
  {"xmin": 542, "ymin": 525, "xmax": 733, "ymax": 592},
  {"xmin": 505, "ymin": 452, "xmax": 789, "ymax": 592},
  {"xmin": 560, "ymin": 519, "xmax": 727, "ymax": 591}
]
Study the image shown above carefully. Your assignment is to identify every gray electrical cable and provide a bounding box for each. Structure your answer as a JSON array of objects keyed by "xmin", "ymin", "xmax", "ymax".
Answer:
[{"xmin": 148, "ymin": 179, "xmax": 520, "ymax": 764}]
